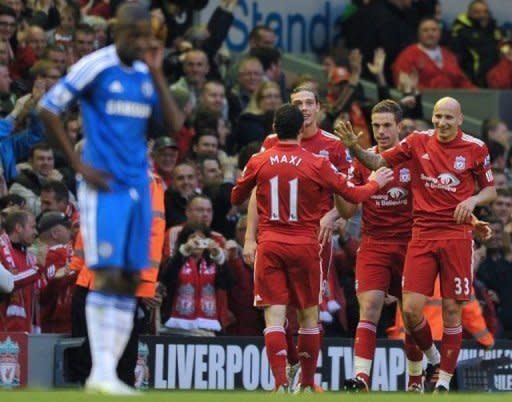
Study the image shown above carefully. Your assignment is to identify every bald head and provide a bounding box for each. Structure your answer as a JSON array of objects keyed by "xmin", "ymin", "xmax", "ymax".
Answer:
[
  {"xmin": 432, "ymin": 97, "xmax": 463, "ymax": 142},
  {"xmin": 434, "ymin": 97, "xmax": 461, "ymax": 114}
]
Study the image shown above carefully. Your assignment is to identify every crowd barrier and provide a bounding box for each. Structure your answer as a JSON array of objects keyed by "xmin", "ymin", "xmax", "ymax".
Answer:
[{"xmin": 1, "ymin": 332, "xmax": 512, "ymax": 391}]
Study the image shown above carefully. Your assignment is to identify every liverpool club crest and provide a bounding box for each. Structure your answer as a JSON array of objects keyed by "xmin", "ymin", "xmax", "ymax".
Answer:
[{"xmin": 454, "ymin": 156, "xmax": 466, "ymax": 170}]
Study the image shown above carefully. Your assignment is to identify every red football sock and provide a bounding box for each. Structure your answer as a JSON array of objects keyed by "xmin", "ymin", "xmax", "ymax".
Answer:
[
  {"xmin": 297, "ymin": 327, "xmax": 321, "ymax": 387},
  {"xmin": 285, "ymin": 319, "xmax": 299, "ymax": 365},
  {"xmin": 440, "ymin": 325, "xmax": 462, "ymax": 375},
  {"xmin": 355, "ymin": 320, "xmax": 377, "ymax": 360},
  {"xmin": 264, "ymin": 326, "xmax": 288, "ymax": 387},
  {"xmin": 404, "ymin": 332, "xmax": 423, "ymax": 386},
  {"xmin": 410, "ymin": 317, "xmax": 434, "ymax": 352}
]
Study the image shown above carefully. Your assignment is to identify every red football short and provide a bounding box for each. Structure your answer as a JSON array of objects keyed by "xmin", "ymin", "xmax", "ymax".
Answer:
[
  {"xmin": 355, "ymin": 236, "xmax": 407, "ymax": 298},
  {"xmin": 254, "ymin": 241, "xmax": 322, "ymax": 309},
  {"xmin": 402, "ymin": 238, "xmax": 473, "ymax": 301}
]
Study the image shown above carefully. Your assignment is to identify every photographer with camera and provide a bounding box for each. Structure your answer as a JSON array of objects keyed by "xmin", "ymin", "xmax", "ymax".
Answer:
[{"xmin": 159, "ymin": 222, "xmax": 233, "ymax": 336}]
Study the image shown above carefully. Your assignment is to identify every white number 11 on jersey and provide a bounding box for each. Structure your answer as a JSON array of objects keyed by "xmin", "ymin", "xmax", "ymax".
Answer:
[{"xmin": 269, "ymin": 176, "xmax": 298, "ymax": 222}]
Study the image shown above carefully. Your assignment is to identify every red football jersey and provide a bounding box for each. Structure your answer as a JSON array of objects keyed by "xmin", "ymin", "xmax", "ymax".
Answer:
[
  {"xmin": 352, "ymin": 146, "xmax": 413, "ymax": 241},
  {"xmin": 231, "ymin": 142, "xmax": 379, "ymax": 244},
  {"xmin": 261, "ymin": 129, "xmax": 352, "ymax": 215},
  {"xmin": 381, "ymin": 129, "xmax": 494, "ymax": 239}
]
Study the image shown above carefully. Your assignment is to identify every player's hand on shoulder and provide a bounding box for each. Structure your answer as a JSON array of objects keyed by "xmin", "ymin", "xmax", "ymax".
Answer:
[
  {"xmin": 75, "ymin": 161, "xmax": 112, "ymax": 191},
  {"xmin": 369, "ymin": 167, "xmax": 393, "ymax": 188}
]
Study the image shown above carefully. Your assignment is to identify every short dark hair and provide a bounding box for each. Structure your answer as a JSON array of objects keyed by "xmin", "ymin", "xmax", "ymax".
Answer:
[
  {"xmin": 30, "ymin": 142, "xmax": 52, "ymax": 158},
  {"xmin": 74, "ymin": 23, "xmax": 95, "ymax": 38},
  {"xmin": 186, "ymin": 194, "xmax": 212, "ymax": 209},
  {"xmin": 0, "ymin": 194, "xmax": 26, "ymax": 210},
  {"xmin": 249, "ymin": 47, "xmax": 281, "ymax": 71},
  {"xmin": 371, "ymin": 99, "xmax": 403, "ymax": 123},
  {"xmin": 41, "ymin": 180, "xmax": 69, "ymax": 203},
  {"xmin": 0, "ymin": 5, "xmax": 16, "ymax": 19},
  {"xmin": 274, "ymin": 104, "xmax": 304, "ymax": 140},
  {"xmin": 496, "ymin": 188, "xmax": 512, "ymax": 198},
  {"xmin": 4, "ymin": 210, "xmax": 30, "ymax": 235},
  {"xmin": 249, "ymin": 25, "xmax": 273, "ymax": 42}
]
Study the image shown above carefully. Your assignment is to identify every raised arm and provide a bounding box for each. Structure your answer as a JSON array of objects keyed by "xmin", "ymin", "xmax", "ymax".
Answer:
[{"xmin": 334, "ymin": 120, "xmax": 387, "ymax": 170}]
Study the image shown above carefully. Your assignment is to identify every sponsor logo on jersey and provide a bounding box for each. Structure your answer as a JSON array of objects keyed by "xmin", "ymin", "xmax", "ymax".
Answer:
[
  {"xmin": 421, "ymin": 153, "xmax": 430, "ymax": 160},
  {"xmin": 421, "ymin": 173, "xmax": 460, "ymax": 192},
  {"xmin": 454, "ymin": 156, "xmax": 466, "ymax": 171},
  {"xmin": 371, "ymin": 187, "xmax": 408, "ymax": 206},
  {"xmin": 106, "ymin": 100, "xmax": 151, "ymax": 118}
]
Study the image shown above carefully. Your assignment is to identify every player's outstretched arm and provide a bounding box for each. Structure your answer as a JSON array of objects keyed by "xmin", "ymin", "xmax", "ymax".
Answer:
[
  {"xmin": 334, "ymin": 120, "xmax": 387, "ymax": 170},
  {"xmin": 144, "ymin": 39, "xmax": 185, "ymax": 133},
  {"xmin": 334, "ymin": 196, "xmax": 358, "ymax": 220}
]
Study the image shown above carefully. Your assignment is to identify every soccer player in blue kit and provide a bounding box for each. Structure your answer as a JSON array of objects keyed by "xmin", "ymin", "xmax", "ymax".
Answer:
[{"xmin": 38, "ymin": 1, "xmax": 183, "ymax": 394}]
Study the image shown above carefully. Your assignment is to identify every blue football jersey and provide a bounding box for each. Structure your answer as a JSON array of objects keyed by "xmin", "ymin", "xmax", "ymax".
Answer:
[{"xmin": 40, "ymin": 45, "xmax": 161, "ymax": 187}]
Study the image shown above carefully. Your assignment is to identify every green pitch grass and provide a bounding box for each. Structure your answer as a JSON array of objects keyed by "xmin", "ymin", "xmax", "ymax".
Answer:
[{"xmin": 0, "ymin": 391, "xmax": 508, "ymax": 402}]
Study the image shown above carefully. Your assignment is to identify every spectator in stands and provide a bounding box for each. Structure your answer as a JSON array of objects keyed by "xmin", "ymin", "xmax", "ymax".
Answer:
[
  {"xmin": 151, "ymin": 136, "xmax": 179, "ymax": 189},
  {"xmin": 481, "ymin": 118, "xmax": 510, "ymax": 152},
  {"xmin": 82, "ymin": 15, "xmax": 108, "ymax": 50},
  {"xmin": 42, "ymin": 44, "xmax": 67, "ymax": 75},
  {"xmin": 170, "ymin": 49, "xmax": 209, "ymax": 109},
  {"xmin": 393, "ymin": 17, "xmax": 476, "ymax": 89},
  {"xmin": 248, "ymin": 25, "xmax": 276, "ymax": 49},
  {"xmin": 231, "ymin": 56, "xmax": 264, "ymax": 111},
  {"xmin": 163, "ymin": 194, "xmax": 226, "ymax": 260},
  {"xmin": 224, "ymin": 215, "xmax": 265, "ymax": 336},
  {"xmin": 72, "ymin": 23, "xmax": 95, "ymax": 62},
  {"xmin": 366, "ymin": 47, "xmax": 424, "ymax": 121},
  {"xmin": 199, "ymin": 80, "xmax": 226, "ymax": 117},
  {"xmin": 490, "ymin": 189, "xmax": 512, "ymax": 226},
  {"xmin": 164, "ymin": 161, "xmax": 199, "ymax": 228},
  {"xmin": 492, "ymin": 168, "xmax": 509, "ymax": 191},
  {"xmin": 39, "ymin": 180, "xmax": 70, "ymax": 214},
  {"xmin": 189, "ymin": 129, "xmax": 220, "ymax": 161},
  {"xmin": 234, "ymin": 81, "xmax": 281, "ymax": 150},
  {"xmin": 476, "ymin": 217, "xmax": 512, "ymax": 338},
  {"xmin": 159, "ymin": 222, "xmax": 231, "ymax": 336},
  {"xmin": 9, "ymin": 142, "xmax": 63, "ymax": 215},
  {"xmin": 13, "ymin": 25, "xmax": 47, "ymax": 80},
  {"xmin": 200, "ymin": 156, "xmax": 237, "ymax": 238},
  {"xmin": 37, "ymin": 211, "xmax": 75, "ymax": 334},
  {"xmin": 250, "ymin": 46, "xmax": 287, "ymax": 102},
  {"xmin": 0, "ymin": 5, "xmax": 17, "ymax": 63},
  {"xmin": 0, "ymin": 209, "xmax": 40, "ymax": 333},
  {"xmin": 487, "ymin": 39, "xmax": 512, "ymax": 89},
  {"xmin": 450, "ymin": 0, "xmax": 502, "ymax": 87},
  {"xmin": 48, "ymin": 5, "xmax": 78, "ymax": 54},
  {"xmin": 340, "ymin": 0, "xmax": 431, "ymax": 83}
]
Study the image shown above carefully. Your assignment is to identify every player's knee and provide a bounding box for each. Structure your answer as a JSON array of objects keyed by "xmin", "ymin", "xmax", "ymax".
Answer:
[
  {"xmin": 401, "ymin": 305, "xmax": 423, "ymax": 328},
  {"xmin": 442, "ymin": 300, "xmax": 463, "ymax": 326},
  {"xmin": 360, "ymin": 300, "xmax": 382, "ymax": 322}
]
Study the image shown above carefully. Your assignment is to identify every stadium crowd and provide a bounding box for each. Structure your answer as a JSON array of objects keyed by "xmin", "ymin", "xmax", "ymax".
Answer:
[{"xmin": 0, "ymin": 0, "xmax": 511, "ymax": 391}]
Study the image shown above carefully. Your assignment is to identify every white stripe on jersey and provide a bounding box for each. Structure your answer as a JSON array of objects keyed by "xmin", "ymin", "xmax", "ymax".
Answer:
[
  {"xmin": 78, "ymin": 182, "xmax": 98, "ymax": 266},
  {"xmin": 319, "ymin": 130, "xmax": 340, "ymax": 141},
  {"xmin": 461, "ymin": 133, "xmax": 485, "ymax": 147},
  {"xmin": 67, "ymin": 46, "xmax": 118, "ymax": 91}
]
